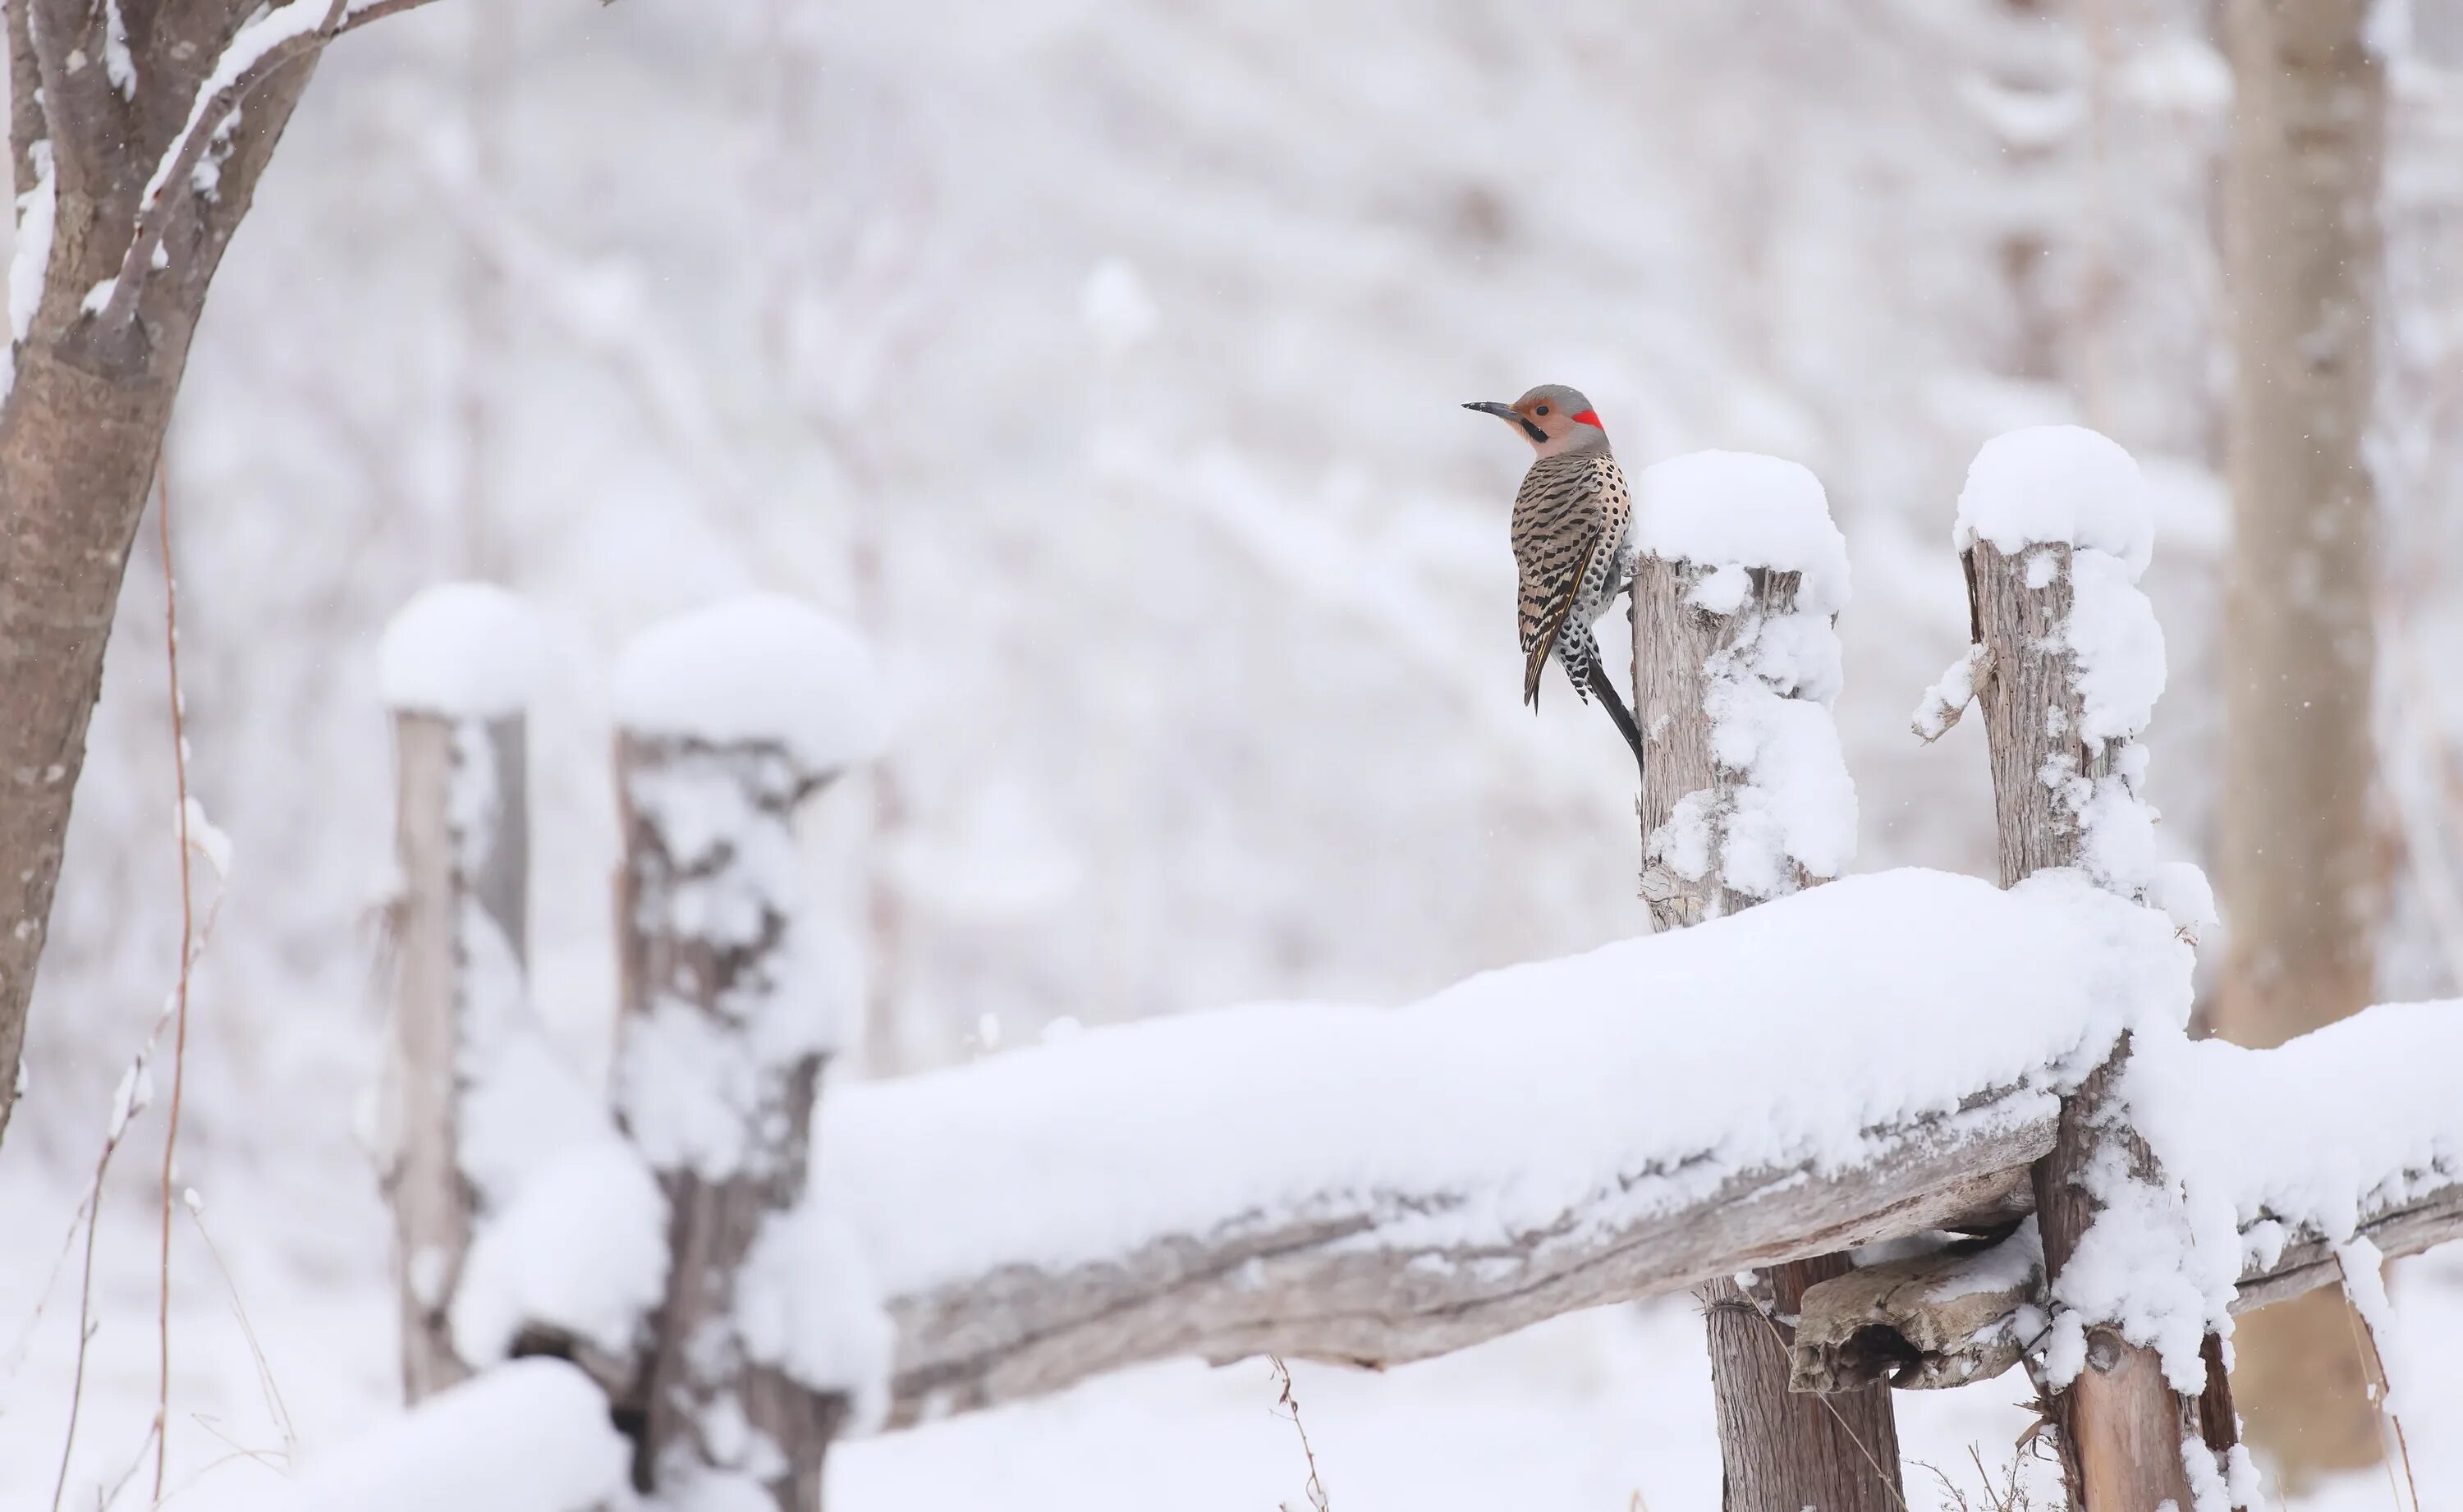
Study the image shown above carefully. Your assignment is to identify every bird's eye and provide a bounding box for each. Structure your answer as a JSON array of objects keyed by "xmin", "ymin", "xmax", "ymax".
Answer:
[{"xmin": 1534, "ymin": 405, "xmax": 1549, "ymax": 416}]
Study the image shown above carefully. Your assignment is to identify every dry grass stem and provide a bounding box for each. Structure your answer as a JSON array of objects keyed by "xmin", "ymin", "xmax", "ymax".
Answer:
[
  {"xmin": 1268, "ymin": 1354, "xmax": 1331, "ymax": 1512},
  {"xmin": 155, "ymin": 460, "xmax": 197, "ymax": 1502}
]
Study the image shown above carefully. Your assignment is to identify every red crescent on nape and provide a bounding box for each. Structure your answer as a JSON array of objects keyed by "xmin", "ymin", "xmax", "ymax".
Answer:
[{"xmin": 1571, "ymin": 410, "xmax": 1603, "ymax": 428}]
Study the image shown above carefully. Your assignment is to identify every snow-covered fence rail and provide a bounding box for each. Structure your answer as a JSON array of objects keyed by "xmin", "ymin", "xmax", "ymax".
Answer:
[
  {"xmin": 815, "ymin": 878, "xmax": 2463, "ymax": 1431},
  {"xmin": 831, "ymin": 870, "xmax": 2076, "ymax": 1426},
  {"xmin": 1793, "ymin": 998, "xmax": 2463, "ymax": 1395}
]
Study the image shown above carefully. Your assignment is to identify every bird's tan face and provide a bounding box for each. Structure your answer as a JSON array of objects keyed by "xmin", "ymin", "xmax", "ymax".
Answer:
[{"xmin": 1464, "ymin": 385, "xmax": 1608, "ymax": 458}]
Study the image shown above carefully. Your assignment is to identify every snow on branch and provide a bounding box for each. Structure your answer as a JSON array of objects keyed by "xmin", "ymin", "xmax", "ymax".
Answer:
[
  {"xmin": 3, "ymin": 139, "xmax": 57, "ymax": 405},
  {"xmin": 94, "ymin": 0, "xmax": 346, "ymax": 330},
  {"xmin": 91, "ymin": 0, "xmax": 453, "ymax": 332}
]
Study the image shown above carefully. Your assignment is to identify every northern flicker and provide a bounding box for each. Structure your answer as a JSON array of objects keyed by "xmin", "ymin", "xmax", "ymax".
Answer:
[{"xmin": 1463, "ymin": 384, "xmax": 1647, "ymax": 778}]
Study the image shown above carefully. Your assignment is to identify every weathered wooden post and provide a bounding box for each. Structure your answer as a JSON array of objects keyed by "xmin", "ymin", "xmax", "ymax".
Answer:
[
  {"xmin": 1626, "ymin": 453, "xmax": 1897, "ymax": 1510},
  {"xmin": 375, "ymin": 582, "xmax": 544, "ymax": 1402},
  {"xmin": 1942, "ymin": 426, "xmax": 2244, "ymax": 1507},
  {"xmin": 611, "ymin": 595, "xmax": 885, "ymax": 1510}
]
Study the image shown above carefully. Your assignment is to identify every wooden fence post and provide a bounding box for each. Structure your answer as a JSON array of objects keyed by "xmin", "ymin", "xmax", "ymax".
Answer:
[
  {"xmin": 376, "ymin": 583, "xmax": 543, "ymax": 1403},
  {"xmin": 1953, "ymin": 428, "xmax": 2240, "ymax": 1506},
  {"xmin": 1626, "ymin": 454, "xmax": 1900, "ymax": 1511},
  {"xmin": 611, "ymin": 596, "xmax": 883, "ymax": 1510}
]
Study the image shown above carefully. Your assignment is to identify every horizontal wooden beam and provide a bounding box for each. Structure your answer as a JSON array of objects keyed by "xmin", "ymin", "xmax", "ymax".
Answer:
[
  {"xmin": 878, "ymin": 1134, "xmax": 2463, "ymax": 1427},
  {"xmin": 2236, "ymin": 1188, "xmax": 2463, "ymax": 1312},
  {"xmin": 878, "ymin": 1088, "xmax": 2052, "ymax": 1427},
  {"xmin": 1785, "ymin": 1184, "xmax": 2463, "ymax": 1396}
]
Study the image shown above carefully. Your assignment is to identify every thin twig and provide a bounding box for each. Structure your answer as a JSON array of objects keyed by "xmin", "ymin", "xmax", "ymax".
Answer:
[
  {"xmin": 1266, "ymin": 1355, "xmax": 1331, "ymax": 1512},
  {"xmin": 2337, "ymin": 1276, "xmax": 2422, "ymax": 1512},
  {"xmin": 92, "ymin": 1418, "xmax": 158, "ymax": 1512},
  {"xmin": 1, "ymin": 1194, "xmax": 92, "ymax": 1395},
  {"xmin": 154, "ymin": 460, "xmax": 195, "ymax": 1503},
  {"xmin": 149, "ymin": 1444, "xmax": 295, "ymax": 1512},
  {"xmin": 182, "ymin": 1195, "xmax": 294, "ymax": 1459},
  {"xmin": 49, "ymin": 1138, "xmax": 122, "ymax": 1512}
]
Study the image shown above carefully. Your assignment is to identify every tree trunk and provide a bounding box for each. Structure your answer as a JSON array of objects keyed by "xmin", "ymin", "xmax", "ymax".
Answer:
[
  {"xmin": 0, "ymin": 351, "xmax": 174, "ymax": 1142},
  {"xmin": 2217, "ymin": 0, "xmax": 2387, "ymax": 1477},
  {"xmin": 1968, "ymin": 538, "xmax": 2218, "ymax": 1507},
  {"xmin": 380, "ymin": 708, "xmax": 529, "ymax": 1401},
  {"xmin": 0, "ymin": 0, "xmax": 342, "ymax": 1144},
  {"xmin": 1630, "ymin": 554, "xmax": 1902, "ymax": 1512}
]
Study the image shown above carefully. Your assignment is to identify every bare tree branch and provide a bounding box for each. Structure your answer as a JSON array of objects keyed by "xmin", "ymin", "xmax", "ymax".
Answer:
[
  {"xmin": 337, "ymin": 0, "xmax": 456, "ymax": 35},
  {"xmin": 21, "ymin": 0, "xmax": 96, "ymax": 194},
  {"xmin": 89, "ymin": 0, "xmax": 459, "ymax": 333},
  {"xmin": 92, "ymin": 0, "xmax": 346, "ymax": 330},
  {"xmin": 5, "ymin": 2, "xmax": 47, "ymax": 198}
]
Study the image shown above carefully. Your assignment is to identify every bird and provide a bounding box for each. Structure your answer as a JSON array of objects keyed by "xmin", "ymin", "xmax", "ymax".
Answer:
[{"xmin": 1462, "ymin": 384, "xmax": 1647, "ymax": 780}]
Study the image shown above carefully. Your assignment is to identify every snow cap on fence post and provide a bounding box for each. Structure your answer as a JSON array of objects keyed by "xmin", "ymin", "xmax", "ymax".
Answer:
[
  {"xmin": 1943, "ymin": 425, "xmax": 2209, "ymax": 932},
  {"xmin": 1629, "ymin": 451, "xmax": 1857, "ymax": 930},
  {"xmin": 610, "ymin": 593, "xmax": 888, "ymax": 1511},
  {"xmin": 380, "ymin": 580, "xmax": 547, "ymax": 720},
  {"xmin": 611, "ymin": 592, "xmax": 888, "ymax": 777}
]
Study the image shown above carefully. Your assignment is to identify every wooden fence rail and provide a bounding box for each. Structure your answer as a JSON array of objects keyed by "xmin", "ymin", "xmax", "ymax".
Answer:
[{"xmin": 832, "ymin": 1011, "xmax": 2463, "ymax": 1430}]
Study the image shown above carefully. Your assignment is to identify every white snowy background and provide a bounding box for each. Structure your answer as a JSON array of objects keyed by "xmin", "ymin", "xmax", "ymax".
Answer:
[{"xmin": 6, "ymin": 0, "xmax": 2463, "ymax": 1506}]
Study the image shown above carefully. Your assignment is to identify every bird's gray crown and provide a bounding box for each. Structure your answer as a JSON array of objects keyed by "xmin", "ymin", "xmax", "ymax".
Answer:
[{"xmin": 1516, "ymin": 383, "xmax": 1594, "ymax": 416}]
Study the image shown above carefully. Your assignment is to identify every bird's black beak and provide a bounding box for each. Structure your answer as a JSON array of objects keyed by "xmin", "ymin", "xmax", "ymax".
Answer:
[{"xmin": 1465, "ymin": 400, "xmax": 1546, "ymax": 446}]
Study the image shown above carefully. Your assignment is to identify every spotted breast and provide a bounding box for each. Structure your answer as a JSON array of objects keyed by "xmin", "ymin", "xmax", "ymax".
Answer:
[{"xmin": 1512, "ymin": 450, "xmax": 1632, "ymax": 707}]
